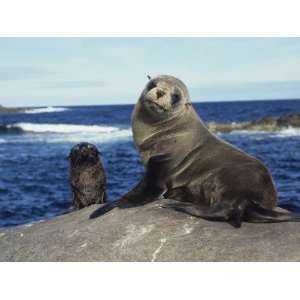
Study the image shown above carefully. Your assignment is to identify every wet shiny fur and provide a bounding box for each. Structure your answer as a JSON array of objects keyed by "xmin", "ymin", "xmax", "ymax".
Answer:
[
  {"xmin": 90, "ymin": 75, "xmax": 300, "ymax": 227},
  {"xmin": 70, "ymin": 143, "xmax": 106, "ymax": 209}
]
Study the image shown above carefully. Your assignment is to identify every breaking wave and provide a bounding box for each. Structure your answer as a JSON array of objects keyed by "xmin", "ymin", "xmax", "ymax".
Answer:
[
  {"xmin": 0, "ymin": 122, "xmax": 132, "ymax": 144},
  {"xmin": 228, "ymin": 126, "xmax": 300, "ymax": 137},
  {"xmin": 274, "ymin": 127, "xmax": 300, "ymax": 137},
  {"xmin": 1, "ymin": 123, "xmax": 119, "ymax": 134},
  {"xmin": 24, "ymin": 106, "xmax": 69, "ymax": 114}
]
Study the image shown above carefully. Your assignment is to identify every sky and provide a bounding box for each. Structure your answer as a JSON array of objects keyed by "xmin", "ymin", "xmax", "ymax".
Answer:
[{"xmin": 1, "ymin": 37, "xmax": 300, "ymax": 107}]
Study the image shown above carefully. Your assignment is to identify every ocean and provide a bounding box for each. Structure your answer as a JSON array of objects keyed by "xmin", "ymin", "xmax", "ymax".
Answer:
[{"xmin": 0, "ymin": 100, "xmax": 300, "ymax": 228}]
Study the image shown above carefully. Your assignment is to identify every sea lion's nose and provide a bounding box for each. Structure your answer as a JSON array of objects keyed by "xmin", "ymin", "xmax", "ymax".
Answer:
[
  {"xmin": 156, "ymin": 89, "xmax": 165, "ymax": 99},
  {"xmin": 80, "ymin": 146, "xmax": 88, "ymax": 153}
]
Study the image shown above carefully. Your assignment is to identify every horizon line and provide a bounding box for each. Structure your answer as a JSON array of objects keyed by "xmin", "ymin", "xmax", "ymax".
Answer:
[{"xmin": 2, "ymin": 97, "xmax": 300, "ymax": 108}]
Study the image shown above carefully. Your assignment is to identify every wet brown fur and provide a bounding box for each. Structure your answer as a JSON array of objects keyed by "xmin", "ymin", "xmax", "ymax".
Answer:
[
  {"xmin": 70, "ymin": 143, "xmax": 106, "ymax": 209},
  {"xmin": 90, "ymin": 75, "xmax": 300, "ymax": 227}
]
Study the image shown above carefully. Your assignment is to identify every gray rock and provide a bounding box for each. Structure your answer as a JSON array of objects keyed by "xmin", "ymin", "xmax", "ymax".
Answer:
[
  {"xmin": 0, "ymin": 105, "xmax": 27, "ymax": 113},
  {"xmin": 277, "ymin": 113, "xmax": 300, "ymax": 127},
  {"xmin": 0, "ymin": 202, "xmax": 299, "ymax": 261},
  {"xmin": 207, "ymin": 112, "xmax": 300, "ymax": 133}
]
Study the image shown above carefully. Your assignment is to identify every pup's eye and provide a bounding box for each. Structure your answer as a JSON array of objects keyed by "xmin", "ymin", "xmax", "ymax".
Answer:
[{"xmin": 171, "ymin": 93, "xmax": 181, "ymax": 105}]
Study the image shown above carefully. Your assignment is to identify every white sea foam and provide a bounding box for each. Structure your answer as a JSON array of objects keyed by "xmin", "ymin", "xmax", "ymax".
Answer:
[
  {"xmin": 227, "ymin": 126, "xmax": 300, "ymax": 138},
  {"xmin": 9, "ymin": 123, "xmax": 119, "ymax": 134},
  {"xmin": 48, "ymin": 128, "xmax": 133, "ymax": 143},
  {"xmin": 4, "ymin": 122, "xmax": 132, "ymax": 144},
  {"xmin": 228, "ymin": 130, "xmax": 264, "ymax": 135},
  {"xmin": 25, "ymin": 106, "xmax": 69, "ymax": 114},
  {"xmin": 276, "ymin": 127, "xmax": 300, "ymax": 137}
]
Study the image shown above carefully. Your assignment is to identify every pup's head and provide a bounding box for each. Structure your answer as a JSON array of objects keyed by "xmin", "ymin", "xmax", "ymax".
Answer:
[{"xmin": 69, "ymin": 142, "xmax": 100, "ymax": 166}]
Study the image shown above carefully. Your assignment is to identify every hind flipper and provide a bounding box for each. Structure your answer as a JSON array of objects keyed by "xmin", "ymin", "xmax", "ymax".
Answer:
[
  {"xmin": 161, "ymin": 199, "xmax": 245, "ymax": 228},
  {"xmin": 245, "ymin": 202, "xmax": 300, "ymax": 223}
]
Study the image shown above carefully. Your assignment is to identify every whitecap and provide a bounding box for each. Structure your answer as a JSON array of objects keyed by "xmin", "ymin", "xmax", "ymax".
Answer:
[
  {"xmin": 9, "ymin": 123, "xmax": 119, "ymax": 134},
  {"xmin": 48, "ymin": 128, "xmax": 132, "ymax": 144},
  {"xmin": 225, "ymin": 126, "xmax": 300, "ymax": 138},
  {"xmin": 24, "ymin": 106, "xmax": 69, "ymax": 114},
  {"xmin": 227, "ymin": 130, "xmax": 265, "ymax": 135},
  {"xmin": 276, "ymin": 127, "xmax": 300, "ymax": 137},
  {"xmin": 4, "ymin": 122, "xmax": 133, "ymax": 144}
]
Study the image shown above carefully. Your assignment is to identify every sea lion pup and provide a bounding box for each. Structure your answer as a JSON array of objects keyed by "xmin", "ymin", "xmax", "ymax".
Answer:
[
  {"xmin": 69, "ymin": 142, "xmax": 107, "ymax": 209},
  {"xmin": 90, "ymin": 75, "xmax": 300, "ymax": 227}
]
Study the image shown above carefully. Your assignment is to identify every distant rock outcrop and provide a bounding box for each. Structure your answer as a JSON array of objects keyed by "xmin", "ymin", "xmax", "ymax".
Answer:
[
  {"xmin": 0, "ymin": 201, "xmax": 300, "ymax": 262},
  {"xmin": 0, "ymin": 105, "xmax": 27, "ymax": 113},
  {"xmin": 207, "ymin": 113, "xmax": 300, "ymax": 133}
]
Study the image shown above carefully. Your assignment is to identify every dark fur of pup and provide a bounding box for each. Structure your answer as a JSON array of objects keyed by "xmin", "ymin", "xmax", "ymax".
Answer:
[{"xmin": 69, "ymin": 142, "xmax": 107, "ymax": 210}]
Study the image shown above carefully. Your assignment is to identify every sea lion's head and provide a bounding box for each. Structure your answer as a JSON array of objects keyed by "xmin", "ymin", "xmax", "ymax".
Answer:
[
  {"xmin": 69, "ymin": 142, "xmax": 100, "ymax": 167},
  {"xmin": 140, "ymin": 75, "xmax": 191, "ymax": 120}
]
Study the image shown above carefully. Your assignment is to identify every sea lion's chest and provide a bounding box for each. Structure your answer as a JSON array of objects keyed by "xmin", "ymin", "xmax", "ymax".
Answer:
[
  {"xmin": 74, "ymin": 166, "xmax": 100, "ymax": 188},
  {"xmin": 132, "ymin": 108, "xmax": 204, "ymax": 167},
  {"xmin": 136, "ymin": 123, "xmax": 198, "ymax": 166}
]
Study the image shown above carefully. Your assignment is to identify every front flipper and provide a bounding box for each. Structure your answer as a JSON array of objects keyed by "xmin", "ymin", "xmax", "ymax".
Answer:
[
  {"xmin": 89, "ymin": 153, "xmax": 174, "ymax": 218},
  {"xmin": 118, "ymin": 153, "xmax": 173, "ymax": 208},
  {"xmin": 89, "ymin": 202, "xmax": 118, "ymax": 219}
]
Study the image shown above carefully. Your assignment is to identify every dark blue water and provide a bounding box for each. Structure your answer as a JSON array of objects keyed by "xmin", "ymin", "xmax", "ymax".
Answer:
[{"xmin": 1, "ymin": 100, "xmax": 300, "ymax": 228}]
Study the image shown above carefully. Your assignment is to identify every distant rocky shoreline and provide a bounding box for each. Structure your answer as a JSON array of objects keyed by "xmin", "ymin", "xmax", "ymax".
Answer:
[
  {"xmin": 207, "ymin": 112, "xmax": 300, "ymax": 133},
  {"xmin": 0, "ymin": 105, "xmax": 28, "ymax": 113}
]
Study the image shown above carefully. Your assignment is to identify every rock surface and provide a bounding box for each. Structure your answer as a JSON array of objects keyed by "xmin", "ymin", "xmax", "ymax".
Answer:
[{"xmin": 0, "ymin": 201, "xmax": 300, "ymax": 261}]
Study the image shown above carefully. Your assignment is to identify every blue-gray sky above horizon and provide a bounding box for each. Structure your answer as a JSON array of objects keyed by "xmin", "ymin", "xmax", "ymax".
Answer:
[{"xmin": 1, "ymin": 37, "xmax": 300, "ymax": 107}]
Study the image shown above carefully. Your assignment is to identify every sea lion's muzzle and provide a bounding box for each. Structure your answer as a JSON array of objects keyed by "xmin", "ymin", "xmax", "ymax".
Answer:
[
  {"xmin": 156, "ymin": 88, "xmax": 166, "ymax": 99},
  {"xmin": 146, "ymin": 87, "xmax": 168, "ymax": 101},
  {"xmin": 80, "ymin": 149, "xmax": 91, "ymax": 157},
  {"xmin": 145, "ymin": 87, "xmax": 171, "ymax": 112},
  {"xmin": 79, "ymin": 148, "xmax": 98, "ymax": 160},
  {"xmin": 69, "ymin": 143, "xmax": 99, "ymax": 165}
]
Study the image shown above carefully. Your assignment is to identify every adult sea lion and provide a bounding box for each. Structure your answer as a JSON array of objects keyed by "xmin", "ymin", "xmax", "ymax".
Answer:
[
  {"xmin": 90, "ymin": 75, "xmax": 300, "ymax": 227},
  {"xmin": 69, "ymin": 142, "xmax": 107, "ymax": 209}
]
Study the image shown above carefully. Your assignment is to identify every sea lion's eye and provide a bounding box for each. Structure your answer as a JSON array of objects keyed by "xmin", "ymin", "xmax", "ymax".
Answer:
[
  {"xmin": 147, "ymin": 81, "xmax": 156, "ymax": 91},
  {"xmin": 171, "ymin": 93, "xmax": 181, "ymax": 105}
]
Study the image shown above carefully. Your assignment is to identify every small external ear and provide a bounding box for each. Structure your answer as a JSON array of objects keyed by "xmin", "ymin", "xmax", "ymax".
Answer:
[{"xmin": 147, "ymin": 75, "xmax": 151, "ymax": 80}]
